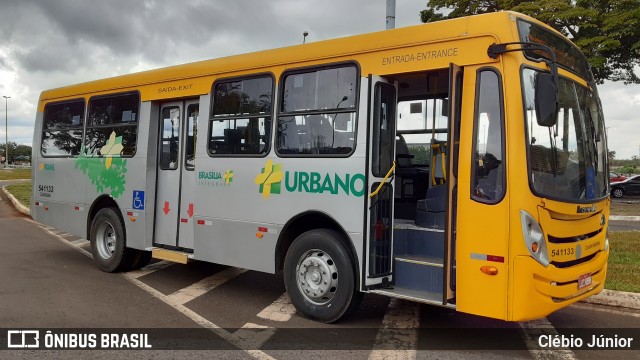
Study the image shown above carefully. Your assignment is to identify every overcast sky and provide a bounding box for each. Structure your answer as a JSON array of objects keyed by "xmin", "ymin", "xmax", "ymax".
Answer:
[{"xmin": 1, "ymin": 0, "xmax": 639, "ymax": 158}]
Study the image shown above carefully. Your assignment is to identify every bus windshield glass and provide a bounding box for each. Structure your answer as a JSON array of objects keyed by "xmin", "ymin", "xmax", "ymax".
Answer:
[{"xmin": 522, "ymin": 68, "xmax": 608, "ymax": 202}]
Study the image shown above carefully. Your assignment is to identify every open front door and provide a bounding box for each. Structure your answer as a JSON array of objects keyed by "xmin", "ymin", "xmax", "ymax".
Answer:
[
  {"xmin": 364, "ymin": 76, "xmax": 397, "ymax": 287},
  {"xmin": 444, "ymin": 63, "xmax": 463, "ymax": 303}
]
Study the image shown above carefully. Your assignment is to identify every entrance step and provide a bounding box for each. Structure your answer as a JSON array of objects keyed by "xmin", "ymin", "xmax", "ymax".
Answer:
[
  {"xmin": 393, "ymin": 222, "xmax": 444, "ymax": 258},
  {"xmin": 151, "ymin": 247, "xmax": 191, "ymax": 264},
  {"xmin": 370, "ymin": 287, "xmax": 447, "ymax": 306},
  {"xmin": 394, "ymin": 255, "xmax": 443, "ymax": 293}
]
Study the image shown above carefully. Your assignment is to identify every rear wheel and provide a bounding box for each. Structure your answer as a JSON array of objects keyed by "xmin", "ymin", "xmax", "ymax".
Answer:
[
  {"xmin": 284, "ymin": 229, "xmax": 362, "ymax": 323},
  {"xmin": 90, "ymin": 208, "xmax": 138, "ymax": 272},
  {"xmin": 611, "ymin": 188, "xmax": 624, "ymax": 198}
]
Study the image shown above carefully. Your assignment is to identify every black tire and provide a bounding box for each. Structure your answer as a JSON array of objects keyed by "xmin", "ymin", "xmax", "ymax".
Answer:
[
  {"xmin": 131, "ymin": 250, "xmax": 152, "ymax": 270},
  {"xmin": 611, "ymin": 187, "xmax": 624, "ymax": 198},
  {"xmin": 89, "ymin": 207, "xmax": 137, "ymax": 273},
  {"xmin": 284, "ymin": 229, "xmax": 362, "ymax": 323}
]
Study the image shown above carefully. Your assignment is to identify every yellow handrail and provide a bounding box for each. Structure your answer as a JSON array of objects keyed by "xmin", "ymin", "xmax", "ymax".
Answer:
[{"xmin": 369, "ymin": 161, "xmax": 396, "ymax": 198}]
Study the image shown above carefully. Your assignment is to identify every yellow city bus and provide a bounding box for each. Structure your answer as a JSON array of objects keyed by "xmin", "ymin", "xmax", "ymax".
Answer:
[{"xmin": 32, "ymin": 11, "xmax": 610, "ymax": 323}]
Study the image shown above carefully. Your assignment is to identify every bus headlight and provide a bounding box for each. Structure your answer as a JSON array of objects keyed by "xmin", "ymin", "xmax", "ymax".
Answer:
[
  {"xmin": 521, "ymin": 210, "xmax": 549, "ymax": 267},
  {"xmin": 604, "ymin": 230, "xmax": 610, "ymax": 252}
]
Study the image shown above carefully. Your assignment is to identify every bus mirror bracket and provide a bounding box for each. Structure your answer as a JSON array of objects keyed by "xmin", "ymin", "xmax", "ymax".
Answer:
[{"xmin": 488, "ymin": 42, "xmax": 559, "ymax": 127}]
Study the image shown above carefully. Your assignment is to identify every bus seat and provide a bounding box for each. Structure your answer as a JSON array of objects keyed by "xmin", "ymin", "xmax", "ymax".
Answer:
[
  {"xmin": 224, "ymin": 128, "xmax": 242, "ymax": 153},
  {"xmin": 415, "ymin": 184, "xmax": 447, "ymax": 228},
  {"xmin": 278, "ymin": 120, "xmax": 301, "ymax": 153},
  {"xmin": 396, "ymin": 135, "xmax": 414, "ymax": 168},
  {"xmin": 307, "ymin": 115, "xmax": 333, "ymax": 151}
]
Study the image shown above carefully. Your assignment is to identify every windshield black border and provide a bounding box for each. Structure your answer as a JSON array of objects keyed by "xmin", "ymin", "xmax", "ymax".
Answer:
[
  {"xmin": 520, "ymin": 64, "xmax": 608, "ymax": 204},
  {"xmin": 517, "ymin": 18, "xmax": 592, "ymax": 82}
]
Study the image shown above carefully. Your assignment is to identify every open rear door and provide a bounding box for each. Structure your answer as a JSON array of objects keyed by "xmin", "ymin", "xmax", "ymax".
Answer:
[
  {"xmin": 364, "ymin": 76, "xmax": 397, "ymax": 288},
  {"xmin": 444, "ymin": 63, "xmax": 463, "ymax": 303}
]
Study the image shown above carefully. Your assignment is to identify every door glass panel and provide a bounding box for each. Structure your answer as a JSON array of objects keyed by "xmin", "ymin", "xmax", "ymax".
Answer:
[
  {"xmin": 372, "ymin": 82, "xmax": 397, "ymax": 177},
  {"xmin": 185, "ymin": 104, "xmax": 199, "ymax": 170},
  {"xmin": 161, "ymin": 106, "xmax": 181, "ymax": 170}
]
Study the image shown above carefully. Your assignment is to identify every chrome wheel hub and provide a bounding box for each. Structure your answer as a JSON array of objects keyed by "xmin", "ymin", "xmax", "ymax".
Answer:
[
  {"xmin": 96, "ymin": 221, "xmax": 116, "ymax": 260},
  {"xmin": 296, "ymin": 249, "xmax": 338, "ymax": 305}
]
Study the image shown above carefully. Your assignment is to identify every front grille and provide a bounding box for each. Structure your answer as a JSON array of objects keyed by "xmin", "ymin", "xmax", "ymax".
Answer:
[
  {"xmin": 551, "ymin": 251, "xmax": 598, "ymax": 268},
  {"xmin": 548, "ymin": 229, "xmax": 602, "ymax": 244}
]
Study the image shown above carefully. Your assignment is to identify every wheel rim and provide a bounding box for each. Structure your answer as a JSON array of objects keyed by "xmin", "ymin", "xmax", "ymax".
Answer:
[
  {"xmin": 296, "ymin": 249, "xmax": 339, "ymax": 305},
  {"xmin": 95, "ymin": 220, "xmax": 117, "ymax": 260},
  {"xmin": 613, "ymin": 189, "xmax": 623, "ymax": 197}
]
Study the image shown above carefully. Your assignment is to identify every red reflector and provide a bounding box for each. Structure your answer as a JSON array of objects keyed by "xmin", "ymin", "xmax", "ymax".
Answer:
[
  {"xmin": 74, "ymin": 206, "xmax": 80, "ymax": 211},
  {"xmin": 181, "ymin": 218, "xmax": 188, "ymax": 223},
  {"xmin": 35, "ymin": 202, "xmax": 40, "ymax": 206},
  {"xmin": 44, "ymin": 206, "xmax": 49, "ymax": 211},
  {"xmin": 197, "ymin": 220, "xmax": 205, "ymax": 225},
  {"xmin": 258, "ymin": 227, "xmax": 268, "ymax": 233},
  {"xmin": 487, "ymin": 255, "xmax": 505, "ymax": 263},
  {"xmin": 127, "ymin": 211, "xmax": 133, "ymax": 216}
]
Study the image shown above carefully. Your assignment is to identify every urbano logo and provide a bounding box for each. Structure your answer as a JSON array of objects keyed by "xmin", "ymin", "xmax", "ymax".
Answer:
[
  {"xmin": 39, "ymin": 163, "xmax": 55, "ymax": 171},
  {"xmin": 254, "ymin": 160, "xmax": 283, "ymax": 199},
  {"xmin": 7, "ymin": 330, "xmax": 40, "ymax": 348},
  {"xmin": 254, "ymin": 160, "xmax": 366, "ymax": 199}
]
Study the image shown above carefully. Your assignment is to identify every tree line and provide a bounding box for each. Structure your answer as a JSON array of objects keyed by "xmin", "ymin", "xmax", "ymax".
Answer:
[
  {"xmin": 0, "ymin": 142, "xmax": 32, "ymax": 164},
  {"xmin": 420, "ymin": 0, "xmax": 640, "ymax": 84}
]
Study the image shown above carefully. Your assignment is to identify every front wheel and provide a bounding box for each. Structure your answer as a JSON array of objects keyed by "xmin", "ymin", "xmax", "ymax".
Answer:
[
  {"xmin": 284, "ymin": 229, "xmax": 362, "ymax": 323},
  {"xmin": 611, "ymin": 188, "xmax": 624, "ymax": 198}
]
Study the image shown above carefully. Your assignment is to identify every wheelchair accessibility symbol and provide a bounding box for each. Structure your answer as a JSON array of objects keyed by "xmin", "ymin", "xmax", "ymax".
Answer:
[{"xmin": 133, "ymin": 190, "xmax": 145, "ymax": 210}]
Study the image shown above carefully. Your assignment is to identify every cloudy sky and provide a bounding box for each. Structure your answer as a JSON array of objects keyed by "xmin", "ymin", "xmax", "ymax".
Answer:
[{"xmin": 1, "ymin": 0, "xmax": 639, "ymax": 158}]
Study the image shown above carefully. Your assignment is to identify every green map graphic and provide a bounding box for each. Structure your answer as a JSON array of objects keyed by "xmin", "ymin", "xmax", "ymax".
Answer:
[{"xmin": 74, "ymin": 132, "xmax": 128, "ymax": 198}]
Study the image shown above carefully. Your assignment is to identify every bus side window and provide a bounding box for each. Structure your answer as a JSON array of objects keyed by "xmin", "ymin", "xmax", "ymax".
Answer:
[
  {"xmin": 209, "ymin": 76, "xmax": 273, "ymax": 156},
  {"xmin": 41, "ymin": 99, "xmax": 85, "ymax": 157},
  {"xmin": 471, "ymin": 69, "xmax": 505, "ymax": 203}
]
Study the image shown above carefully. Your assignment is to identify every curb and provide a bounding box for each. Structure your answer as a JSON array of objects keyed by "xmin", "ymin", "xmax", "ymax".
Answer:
[
  {"xmin": 581, "ymin": 289, "xmax": 640, "ymax": 310},
  {"xmin": 1, "ymin": 185, "xmax": 31, "ymax": 216},
  {"xmin": 609, "ymin": 215, "xmax": 640, "ymax": 221}
]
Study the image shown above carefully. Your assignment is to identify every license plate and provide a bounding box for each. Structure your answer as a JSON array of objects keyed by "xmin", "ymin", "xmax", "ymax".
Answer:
[{"xmin": 578, "ymin": 273, "xmax": 592, "ymax": 290}]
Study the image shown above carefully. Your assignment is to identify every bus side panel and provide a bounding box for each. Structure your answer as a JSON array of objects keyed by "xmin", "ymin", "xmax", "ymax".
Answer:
[
  {"xmin": 32, "ymin": 107, "xmax": 88, "ymax": 238},
  {"xmin": 82, "ymin": 102, "xmax": 154, "ymax": 251},
  {"xmin": 31, "ymin": 110, "xmax": 42, "ymax": 219},
  {"xmin": 121, "ymin": 101, "xmax": 155, "ymax": 251},
  {"xmin": 192, "ymin": 157, "xmax": 367, "ymax": 273}
]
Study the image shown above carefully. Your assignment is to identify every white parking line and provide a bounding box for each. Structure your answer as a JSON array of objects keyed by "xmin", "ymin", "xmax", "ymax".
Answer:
[
  {"xmin": 369, "ymin": 298, "xmax": 420, "ymax": 360},
  {"xmin": 519, "ymin": 319, "xmax": 577, "ymax": 360},
  {"xmin": 572, "ymin": 303, "xmax": 640, "ymax": 318},
  {"xmin": 167, "ymin": 267, "xmax": 248, "ymax": 305},
  {"xmin": 33, "ymin": 219, "xmax": 277, "ymax": 360},
  {"xmin": 127, "ymin": 260, "xmax": 174, "ymax": 279},
  {"xmin": 257, "ymin": 293, "xmax": 296, "ymax": 322}
]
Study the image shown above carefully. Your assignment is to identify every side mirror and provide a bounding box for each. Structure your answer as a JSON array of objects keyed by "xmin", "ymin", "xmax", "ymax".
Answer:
[{"xmin": 535, "ymin": 72, "xmax": 558, "ymax": 127}]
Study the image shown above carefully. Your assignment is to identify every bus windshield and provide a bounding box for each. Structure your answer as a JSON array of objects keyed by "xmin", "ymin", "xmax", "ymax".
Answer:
[{"xmin": 522, "ymin": 68, "xmax": 608, "ymax": 202}]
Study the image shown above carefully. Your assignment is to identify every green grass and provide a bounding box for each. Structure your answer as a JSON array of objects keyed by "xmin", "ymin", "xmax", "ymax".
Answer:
[
  {"xmin": 4, "ymin": 182, "xmax": 31, "ymax": 208},
  {"xmin": 0, "ymin": 168, "xmax": 31, "ymax": 180},
  {"xmin": 606, "ymin": 231, "xmax": 640, "ymax": 292}
]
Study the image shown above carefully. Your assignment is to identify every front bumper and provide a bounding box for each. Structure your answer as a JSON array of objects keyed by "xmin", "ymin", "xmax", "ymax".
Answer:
[{"xmin": 510, "ymin": 249, "xmax": 608, "ymax": 321}]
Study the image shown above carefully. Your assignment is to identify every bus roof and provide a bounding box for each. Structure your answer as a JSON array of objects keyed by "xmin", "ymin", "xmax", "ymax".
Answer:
[{"xmin": 38, "ymin": 11, "xmax": 550, "ymax": 104}]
